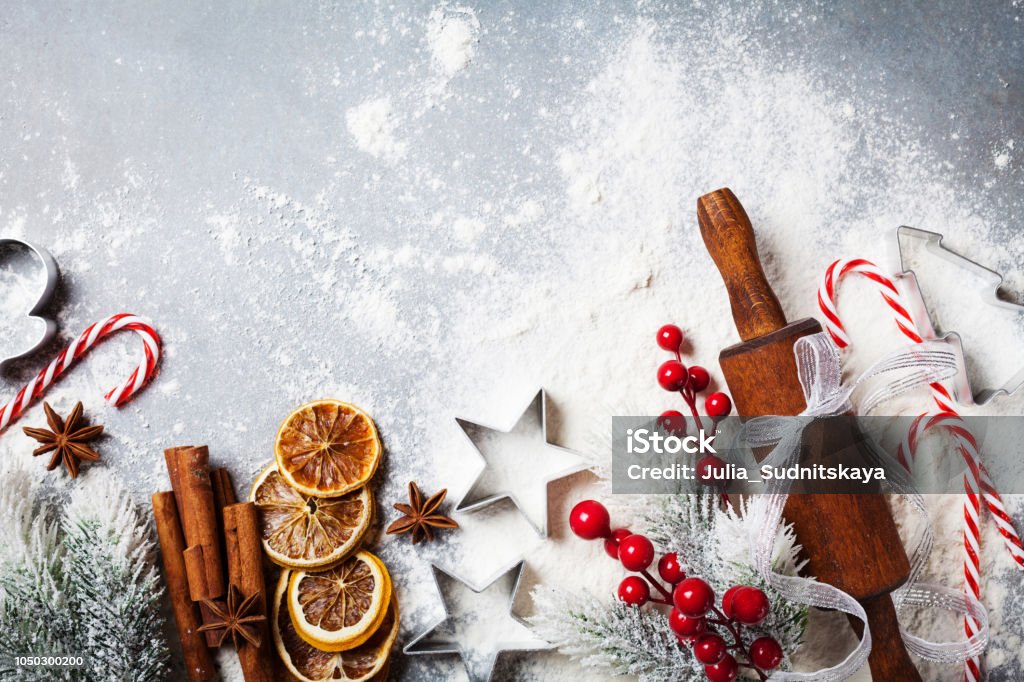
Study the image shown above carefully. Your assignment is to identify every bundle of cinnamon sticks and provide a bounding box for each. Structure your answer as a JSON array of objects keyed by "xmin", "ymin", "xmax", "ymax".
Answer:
[{"xmin": 151, "ymin": 445, "xmax": 275, "ymax": 682}]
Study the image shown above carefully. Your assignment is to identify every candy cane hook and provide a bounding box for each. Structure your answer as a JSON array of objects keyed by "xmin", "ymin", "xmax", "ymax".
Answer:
[{"xmin": 0, "ymin": 313, "xmax": 161, "ymax": 433}]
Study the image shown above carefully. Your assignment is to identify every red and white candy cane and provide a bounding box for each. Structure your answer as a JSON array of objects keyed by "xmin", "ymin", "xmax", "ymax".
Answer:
[
  {"xmin": 0, "ymin": 314, "xmax": 160, "ymax": 434},
  {"xmin": 819, "ymin": 258, "xmax": 1024, "ymax": 682},
  {"xmin": 897, "ymin": 413, "xmax": 1024, "ymax": 566},
  {"xmin": 896, "ymin": 412, "xmax": 1024, "ymax": 681}
]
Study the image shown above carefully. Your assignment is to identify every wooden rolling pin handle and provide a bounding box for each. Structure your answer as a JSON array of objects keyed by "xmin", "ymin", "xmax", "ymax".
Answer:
[
  {"xmin": 852, "ymin": 597, "xmax": 922, "ymax": 681},
  {"xmin": 697, "ymin": 188, "xmax": 788, "ymax": 341}
]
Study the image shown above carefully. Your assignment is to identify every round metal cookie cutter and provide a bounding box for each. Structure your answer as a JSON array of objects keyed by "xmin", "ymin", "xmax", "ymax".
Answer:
[{"xmin": 0, "ymin": 238, "xmax": 59, "ymax": 371}]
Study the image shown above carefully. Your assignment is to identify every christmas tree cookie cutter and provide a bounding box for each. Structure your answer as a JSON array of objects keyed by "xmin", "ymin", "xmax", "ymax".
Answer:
[
  {"xmin": 894, "ymin": 226, "xmax": 1024, "ymax": 404},
  {"xmin": 454, "ymin": 389, "xmax": 587, "ymax": 537},
  {"xmin": 403, "ymin": 559, "xmax": 551, "ymax": 682},
  {"xmin": 0, "ymin": 238, "xmax": 59, "ymax": 371}
]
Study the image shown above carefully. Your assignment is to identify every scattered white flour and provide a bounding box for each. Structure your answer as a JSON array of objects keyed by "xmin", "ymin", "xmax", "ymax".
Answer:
[
  {"xmin": 993, "ymin": 140, "xmax": 1014, "ymax": 170},
  {"xmin": 504, "ymin": 199, "xmax": 545, "ymax": 229},
  {"xmin": 441, "ymin": 251, "xmax": 497, "ymax": 275},
  {"xmin": 205, "ymin": 212, "xmax": 243, "ymax": 266},
  {"xmin": 452, "ymin": 215, "xmax": 486, "ymax": 243},
  {"xmin": 426, "ymin": 4, "xmax": 480, "ymax": 77},
  {"xmin": 345, "ymin": 96, "xmax": 407, "ymax": 161}
]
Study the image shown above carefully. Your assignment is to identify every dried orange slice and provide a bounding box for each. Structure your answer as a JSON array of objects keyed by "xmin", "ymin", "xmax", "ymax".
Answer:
[
  {"xmin": 275, "ymin": 400, "xmax": 382, "ymax": 497},
  {"xmin": 250, "ymin": 465, "xmax": 372, "ymax": 569},
  {"xmin": 273, "ymin": 569, "xmax": 399, "ymax": 682},
  {"xmin": 288, "ymin": 550, "xmax": 392, "ymax": 652},
  {"xmin": 368, "ymin": 658, "xmax": 390, "ymax": 682}
]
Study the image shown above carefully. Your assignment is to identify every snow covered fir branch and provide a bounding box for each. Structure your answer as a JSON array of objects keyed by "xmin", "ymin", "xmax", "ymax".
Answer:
[{"xmin": 0, "ymin": 465, "xmax": 170, "ymax": 682}]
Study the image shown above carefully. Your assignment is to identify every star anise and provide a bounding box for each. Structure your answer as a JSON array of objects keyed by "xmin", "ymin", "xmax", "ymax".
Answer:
[
  {"xmin": 386, "ymin": 481, "xmax": 459, "ymax": 544},
  {"xmin": 22, "ymin": 402, "xmax": 103, "ymax": 478},
  {"xmin": 197, "ymin": 585, "xmax": 267, "ymax": 649}
]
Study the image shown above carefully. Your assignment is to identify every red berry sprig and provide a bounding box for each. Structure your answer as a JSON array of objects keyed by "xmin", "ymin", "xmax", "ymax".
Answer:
[
  {"xmin": 655, "ymin": 324, "xmax": 732, "ymax": 435},
  {"xmin": 570, "ymin": 498, "xmax": 785, "ymax": 682},
  {"xmin": 670, "ymin": 577, "xmax": 781, "ymax": 681},
  {"xmin": 569, "ymin": 500, "xmax": 680, "ymax": 607},
  {"xmin": 655, "ymin": 324, "xmax": 733, "ymax": 503}
]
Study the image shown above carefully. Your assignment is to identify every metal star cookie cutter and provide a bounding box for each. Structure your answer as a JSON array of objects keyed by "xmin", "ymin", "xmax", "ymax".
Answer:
[
  {"xmin": 0, "ymin": 238, "xmax": 59, "ymax": 371},
  {"xmin": 403, "ymin": 560, "xmax": 551, "ymax": 682},
  {"xmin": 454, "ymin": 389, "xmax": 587, "ymax": 537},
  {"xmin": 894, "ymin": 226, "xmax": 1024, "ymax": 404}
]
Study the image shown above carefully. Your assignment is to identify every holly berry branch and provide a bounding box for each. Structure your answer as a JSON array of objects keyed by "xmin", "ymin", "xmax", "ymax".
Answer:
[
  {"xmin": 570, "ymin": 499, "xmax": 784, "ymax": 682},
  {"xmin": 654, "ymin": 324, "xmax": 733, "ymax": 486}
]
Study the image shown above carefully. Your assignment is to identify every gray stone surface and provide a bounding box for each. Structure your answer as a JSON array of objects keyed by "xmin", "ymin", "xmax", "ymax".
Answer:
[{"xmin": 2, "ymin": 2, "xmax": 1022, "ymax": 680}]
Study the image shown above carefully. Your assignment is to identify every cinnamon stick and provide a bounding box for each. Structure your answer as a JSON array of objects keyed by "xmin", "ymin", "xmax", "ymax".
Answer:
[
  {"xmin": 211, "ymin": 467, "xmax": 237, "ymax": 510},
  {"xmin": 151, "ymin": 492, "xmax": 216, "ymax": 682},
  {"xmin": 211, "ymin": 467, "xmax": 237, "ymax": 592},
  {"xmin": 165, "ymin": 446, "xmax": 226, "ymax": 601},
  {"xmin": 163, "ymin": 445, "xmax": 192, "ymax": 509},
  {"xmin": 165, "ymin": 446, "xmax": 228, "ymax": 647},
  {"xmin": 223, "ymin": 502, "xmax": 274, "ymax": 682}
]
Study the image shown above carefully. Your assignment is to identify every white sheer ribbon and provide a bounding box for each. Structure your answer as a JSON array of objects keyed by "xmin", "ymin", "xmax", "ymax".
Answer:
[{"xmin": 742, "ymin": 332, "xmax": 988, "ymax": 680}]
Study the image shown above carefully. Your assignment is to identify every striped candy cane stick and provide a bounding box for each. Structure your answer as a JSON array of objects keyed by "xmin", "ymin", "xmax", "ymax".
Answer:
[
  {"xmin": 897, "ymin": 411, "xmax": 993, "ymax": 682},
  {"xmin": 0, "ymin": 314, "xmax": 160, "ymax": 434},
  {"xmin": 819, "ymin": 258, "xmax": 1024, "ymax": 682}
]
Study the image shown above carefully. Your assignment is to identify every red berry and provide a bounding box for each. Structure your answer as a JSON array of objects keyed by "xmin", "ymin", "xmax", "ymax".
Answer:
[
  {"xmin": 668, "ymin": 608, "xmax": 705, "ymax": 637},
  {"xmin": 617, "ymin": 576, "xmax": 650, "ymax": 606},
  {"xmin": 673, "ymin": 577, "xmax": 715, "ymax": 617},
  {"xmin": 657, "ymin": 552, "xmax": 685, "ymax": 584},
  {"xmin": 618, "ymin": 534, "xmax": 655, "ymax": 572},
  {"xmin": 731, "ymin": 586, "xmax": 770, "ymax": 625},
  {"xmin": 604, "ymin": 528, "xmax": 631, "ymax": 559},
  {"xmin": 693, "ymin": 634, "xmax": 727, "ymax": 664},
  {"xmin": 687, "ymin": 365, "xmax": 711, "ymax": 392},
  {"xmin": 705, "ymin": 392, "xmax": 732, "ymax": 418},
  {"xmin": 721, "ymin": 585, "xmax": 744, "ymax": 619},
  {"xmin": 696, "ymin": 454, "xmax": 726, "ymax": 483},
  {"xmin": 657, "ymin": 360, "xmax": 688, "ymax": 391},
  {"xmin": 749, "ymin": 636, "xmax": 784, "ymax": 670},
  {"xmin": 656, "ymin": 324, "xmax": 684, "ymax": 352},
  {"xmin": 704, "ymin": 654, "xmax": 739, "ymax": 682},
  {"xmin": 569, "ymin": 500, "xmax": 610, "ymax": 540},
  {"xmin": 657, "ymin": 410, "xmax": 687, "ymax": 436}
]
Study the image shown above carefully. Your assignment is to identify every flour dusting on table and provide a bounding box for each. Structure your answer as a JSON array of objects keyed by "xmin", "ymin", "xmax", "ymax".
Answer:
[
  {"xmin": 346, "ymin": 96, "xmax": 408, "ymax": 161},
  {"xmin": 427, "ymin": 4, "xmax": 480, "ymax": 77},
  {"xmin": 2, "ymin": 1, "xmax": 1023, "ymax": 680}
]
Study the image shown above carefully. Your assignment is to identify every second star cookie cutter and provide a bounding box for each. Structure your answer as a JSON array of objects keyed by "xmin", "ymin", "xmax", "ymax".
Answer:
[
  {"xmin": 0, "ymin": 238, "xmax": 59, "ymax": 371},
  {"xmin": 403, "ymin": 560, "xmax": 551, "ymax": 682},
  {"xmin": 895, "ymin": 226, "xmax": 1024, "ymax": 404}
]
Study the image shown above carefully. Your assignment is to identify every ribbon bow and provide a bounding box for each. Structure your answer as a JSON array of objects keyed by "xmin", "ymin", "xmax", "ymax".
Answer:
[{"xmin": 744, "ymin": 332, "xmax": 988, "ymax": 680}]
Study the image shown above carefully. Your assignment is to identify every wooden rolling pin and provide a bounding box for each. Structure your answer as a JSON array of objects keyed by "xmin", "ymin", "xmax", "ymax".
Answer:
[{"xmin": 697, "ymin": 188, "xmax": 920, "ymax": 680}]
